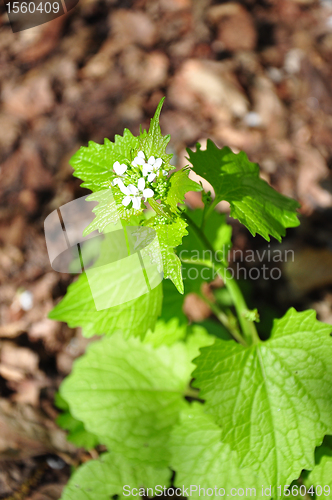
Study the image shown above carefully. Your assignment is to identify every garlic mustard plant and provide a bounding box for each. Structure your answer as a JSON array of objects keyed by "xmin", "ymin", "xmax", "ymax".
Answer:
[{"xmin": 49, "ymin": 98, "xmax": 332, "ymax": 500}]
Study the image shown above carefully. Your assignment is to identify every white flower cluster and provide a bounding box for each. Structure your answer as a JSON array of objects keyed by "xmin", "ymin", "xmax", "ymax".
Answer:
[
  {"xmin": 132, "ymin": 151, "xmax": 167, "ymax": 182},
  {"xmin": 111, "ymin": 151, "xmax": 166, "ymax": 210}
]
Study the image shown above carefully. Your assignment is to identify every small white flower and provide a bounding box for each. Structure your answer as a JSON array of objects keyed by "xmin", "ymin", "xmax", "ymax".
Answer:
[
  {"xmin": 120, "ymin": 177, "xmax": 154, "ymax": 210},
  {"xmin": 111, "ymin": 161, "xmax": 127, "ymax": 186},
  {"xmin": 117, "ymin": 179, "xmax": 128, "ymax": 194},
  {"xmin": 143, "ymin": 156, "xmax": 164, "ymax": 182},
  {"xmin": 132, "ymin": 151, "xmax": 146, "ymax": 167}
]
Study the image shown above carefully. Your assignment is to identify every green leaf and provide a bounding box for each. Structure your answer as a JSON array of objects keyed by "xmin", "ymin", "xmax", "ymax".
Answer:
[
  {"xmin": 183, "ymin": 208, "xmax": 232, "ymax": 255},
  {"xmin": 150, "ymin": 216, "xmax": 189, "ymax": 294},
  {"xmin": 170, "ymin": 403, "xmax": 264, "ymax": 500},
  {"xmin": 83, "ymin": 192, "xmax": 146, "ymax": 235},
  {"xmin": 60, "ymin": 223, "xmax": 163, "ymax": 330},
  {"xmin": 306, "ymin": 445, "xmax": 332, "ymax": 497},
  {"xmin": 204, "ymin": 211, "xmax": 233, "ymax": 255},
  {"xmin": 48, "ymin": 273, "xmax": 162, "ymax": 339},
  {"xmin": 140, "ymin": 97, "xmax": 173, "ymax": 165},
  {"xmin": 166, "ymin": 168, "xmax": 202, "ymax": 213},
  {"xmin": 55, "ymin": 393, "xmax": 99, "ymax": 450},
  {"xmin": 184, "ymin": 324, "xmax": 216, "ymax": 369},
  {"xmin": 60, "ymin": 330, "xmax": 215, "ymax": 468},
  {"xmin": 187, "ymin": 140, "xmax": 300, "ymax": 242},
  {"xmin": 160, "ymin": 278, "xmax": 187, "ymax": 325},
  {"xmin": 61, "ymin": 452, "xmax": 171, "ymax": 500},
  {"xmin": 180, "ymin": 209, "xmax": 232, "ymax": 294},
  {"xmin": 145, "ymin": 322, "xmax": 215, "ymax": 357},
  {"xmin": 57, "ymin": 412, "xmax": 99, "ymax": 450},
  {"xmin": 70, "ymin": 131, "xmax": 139, "ymax": 192},
  {"xmin": 60, "ymin": 333, "xmax": 190, "ymax": 467},
  {"xmin": 82, "ymin": 191, "xmax": 121, "ymax": 235},
  {"xmin": 144, "ymin": 278, "xmax": 188, "ymax": 347},
  {"xmin": 144, "ymin": 318, "xmax": 187, "ymax": 348},
  {"xmin": 193, "ymin": 308, "xmax": 332, "ymax": 491}
]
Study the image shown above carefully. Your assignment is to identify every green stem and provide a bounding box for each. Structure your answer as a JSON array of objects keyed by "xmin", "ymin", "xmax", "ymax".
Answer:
[
  {"xmin": 182, "ymin": 211, "xmax": 260, "ymax": 345},
  {"xmin": 199, "ymin": 293, "xmax": 247, "ymax": 346},
  {"xmin": 202, "ymin": 198, "xmax": 219, "ymax": 229},
  {"xmin": 180, "ymin": 257, "xmax": 214, "ymax": 268},
  {"xmin": 184, "ymin": 386, "xmax": 200, "ymax": 399},
  {"xmin": 179, "ymin": 256, "xmax": 246, "ymax": 345},
  {"xmin": 223, "ymin": 268, "xmax": 260, "ymax": 344}
]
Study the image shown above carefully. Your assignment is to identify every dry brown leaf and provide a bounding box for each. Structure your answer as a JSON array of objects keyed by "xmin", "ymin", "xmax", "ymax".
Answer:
[
  {"xmin": 207, "ymin": 3, "xmax": 257, "ymax": 52},
  {"xmin": 110, "ymin": 9, "xmax": 156, "ymax": 48},
  {"xmin": 1, "ymin": 342, "xmax": 39, "ymax": 374},
  {"xmin": 3, "ymin": 76, "xmax": 54, "ymax": 120},
  {"xmin": 0, "ymin": 399, "xmax": 75, "ymax": 461},
  {"xmin": 0, "ymin": 320, "xmax": 27, "ymax": 339},
  {"xmin": 168, "ymin": 59, "xmax": 249, "ymax": 118},
  {"xmin": 27, "ymin": 483, "xmax": 65, "ymax": 500},
  {"xmin": 16, "ymin": 16, "xmax": 67, "ymax": 64}
]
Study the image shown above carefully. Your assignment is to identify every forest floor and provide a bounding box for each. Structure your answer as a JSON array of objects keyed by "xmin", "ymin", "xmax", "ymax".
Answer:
[{"xmin": 1, "ymin": 0, "xmax": 332, "ymax": 497}]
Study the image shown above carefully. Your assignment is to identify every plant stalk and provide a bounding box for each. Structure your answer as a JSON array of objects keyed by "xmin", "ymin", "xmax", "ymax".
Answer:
[
  {"xmin": 199, "ymin": 294, "xmax": 247, "ymax": 346},
  {"xmin": 202, "ymin": 198, "xmax": 219, "ymax": 229},
  {"xmin": 182, "ymin": 211, "xmax": 260, "ymax": 345}
]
